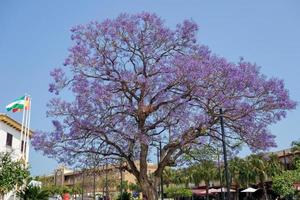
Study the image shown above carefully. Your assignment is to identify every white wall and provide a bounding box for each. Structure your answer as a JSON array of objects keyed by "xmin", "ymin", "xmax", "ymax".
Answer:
[
  {"xmin": 0, "ymin": 121, "xmax": 25, "ymax": 160},
  {"xmin": 0, "ymin": 121, "xmax": 27, "ymax": 200}
]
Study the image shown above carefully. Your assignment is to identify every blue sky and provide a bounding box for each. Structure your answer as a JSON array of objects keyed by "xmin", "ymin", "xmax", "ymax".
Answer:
[{"xmin": 1, "ymin": 0, "xmax": 300, "ymax": 176}]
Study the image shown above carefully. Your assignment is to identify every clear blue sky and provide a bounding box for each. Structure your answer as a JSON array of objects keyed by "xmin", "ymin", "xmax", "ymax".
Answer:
[{"xmin": 1, "ymin": 0, "xmax": 299, "ymax": 176}]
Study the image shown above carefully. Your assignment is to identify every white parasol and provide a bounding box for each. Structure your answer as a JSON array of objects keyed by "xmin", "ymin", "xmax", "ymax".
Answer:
[{"xmin": 241, "ymin": 187, "xmax": 258, "ymax": 193}]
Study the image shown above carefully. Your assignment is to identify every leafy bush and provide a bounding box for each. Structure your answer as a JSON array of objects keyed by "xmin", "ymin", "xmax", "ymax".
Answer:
[
  {"xmin": 0, "ymin": 152, "xmax": 29, "ymax": 199},
  {"xmin": 18, "ymin": 185, "xmax": 50, "ymax": 200},
  {"xmin": 272, "ymin": 160, "xmax": 300, "ymax": 198},
  {"xmin": 165, "ymin": 186, "xmax": 192, "ymax": 198},
  {"xmin": 116, "ymin": 191, "xmax": 131, "ymax": 200},
  {"xmin": 273, "ymin": 171, "xmax": 295, "ymax": 198},
  {"xmin": 128, "ymin": 182, "xmax": 141, "ymax": 193}
]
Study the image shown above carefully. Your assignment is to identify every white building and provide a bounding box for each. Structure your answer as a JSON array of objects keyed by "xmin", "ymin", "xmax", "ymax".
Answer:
[{"xmin": 0, "ymin": 113, "xmax": 32, "ymax": 200}]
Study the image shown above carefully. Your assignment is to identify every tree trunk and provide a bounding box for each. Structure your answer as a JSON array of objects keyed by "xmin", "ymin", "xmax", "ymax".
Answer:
[
  {"xmin": 137, "ymin": 142, "xmax": 159, "ymax": 200},
  {"xmin": 205, "ymin": 181, "xmax": 209, "ymax": 200},
  {"xmin": 261, "ymin": 181, "xmax": 268, "ymax": 200},
  {"xmin": 140, "ymin": 180, "xmax": 159, "ymax": 200}
]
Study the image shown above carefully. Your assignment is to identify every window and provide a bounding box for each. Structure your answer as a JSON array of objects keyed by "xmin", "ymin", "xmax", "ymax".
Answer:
[
  {"xmin": 21, "ymin": 140, "xmax": 26, "ymax": 153},
  {"xmin": 21, "ymin": 140, "xmax": 24, "ymax": 152},
  {"xmin": 6, "ymin": 133, "xmax": 13, "ymax": 147}
]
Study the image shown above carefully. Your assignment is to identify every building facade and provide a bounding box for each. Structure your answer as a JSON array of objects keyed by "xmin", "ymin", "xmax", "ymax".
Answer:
[
  {"xmin": 41, "ymin": 162, "xmax": 157, "ymax": 199},
  {"xmin": 0, "ymin": 113, "xmax": 32, "ymax": 200},
  {"xmin": 273, "ymin": 148, "xmax": 300, "ymax": 170}
]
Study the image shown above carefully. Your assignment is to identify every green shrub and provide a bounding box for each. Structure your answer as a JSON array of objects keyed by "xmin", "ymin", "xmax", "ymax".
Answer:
[
  {"xmin": 165, "ymin": 186, "xmax": 192, "ymax": 198},
  {"xmin": 116, "ymin": 191, "xmax": 131, "ymax": 200},
  {"xmin": 18, "ymin": 185, "xmax": 50, "ymax": 200},
  {"xmin": 272, "ymin": 171, "xmax": 296, "ymax": 198}
]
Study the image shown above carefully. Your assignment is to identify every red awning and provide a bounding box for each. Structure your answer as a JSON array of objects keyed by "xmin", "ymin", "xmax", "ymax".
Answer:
[{"xmin": 192, "ymin": 189, "xmax": 216, "ymax": 196}]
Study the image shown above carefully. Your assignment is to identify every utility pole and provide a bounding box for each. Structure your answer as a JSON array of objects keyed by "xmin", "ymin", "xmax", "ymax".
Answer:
[
  {"xmin": 72, "ymin": 168, "xmax": 76, "ymax": 199},
  {"xmin": 220, "ymin": 108, "xmax": 231, "ymax": 200},
  {"xmin": 157, "ymin": 145, "xmax": 160, "ymax": 196},
  {"xmin": 217, "ymin": 153, "xmax": 225, "ymax": 200},
  {"xmin": 105, "ymin": 161, "xmax": 108, "ymax": 200},
  {"xmin": 93, "ymin": 166, "xmax": 96, "ymax": 200},
  {"xmin": 120, "ymin": 160, "xmax": 123, "ymax": 200},
  {"xmin": 283, "ymin": 150, "xmax": 288, "ymax": 170},
  {"xmin": 102, "ymin": 165, "xmax": 105, "ymax": 199},
  {"xmin": 160, "ymin": 141, "xmax": 164, "ymax": 200},
  {"xmin": 82, "ymin": 169, "xmax": 85, "ymax": 200}
]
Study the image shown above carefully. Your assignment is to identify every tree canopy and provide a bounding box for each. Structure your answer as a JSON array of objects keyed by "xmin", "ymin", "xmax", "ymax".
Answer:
[
  {"xmin": 0, "ymin": 153, "xmax": 29, "ymax": 199},
  {"xmin": 32, "ymin": 12, "xmax": 296, "ymax": 200}
]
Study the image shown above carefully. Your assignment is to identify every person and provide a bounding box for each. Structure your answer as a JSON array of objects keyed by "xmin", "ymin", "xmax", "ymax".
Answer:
[{"xmin": 63, "ymin": 193, "xmax": 70, "ymax": 200}]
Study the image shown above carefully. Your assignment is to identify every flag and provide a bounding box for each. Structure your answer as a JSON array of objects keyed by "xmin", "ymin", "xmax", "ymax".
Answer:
[
  {"xmin": 24, "ymin": 96, "xmax": 30, "ymax": 110},
  {"xmin": 6, "ymin": 96, "xmax": 30, "ymax": 112}
]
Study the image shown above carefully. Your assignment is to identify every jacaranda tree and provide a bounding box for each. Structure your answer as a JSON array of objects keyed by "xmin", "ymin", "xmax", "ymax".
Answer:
[{"xmin": 32, "ymin": 12, "xmax": 296, "ymax": 200}]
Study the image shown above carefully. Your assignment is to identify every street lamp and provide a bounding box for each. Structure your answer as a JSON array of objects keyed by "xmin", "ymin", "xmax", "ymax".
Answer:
[
  {"xmin": 217, "ymin": 152, "xmax": 225, "ymax": 200},
  {"xmin": 82, "ymin": 169, "xmax": 85, "ymax": 200},
  {"xmin": 119, "ymin": 159, "xmax": 123, "ymax": 200},
  {"xmin": 105, "ymin": 161, "xmax": 108, "ymax": 200},
  {"xmin": 160, "ymin": 141, "xmax": 164, "ymax": 200},
  {"xmin": 219, "ymin": 108, "xmax": 231, "ymax": 200},
  {"xmin": 156, "ymin": 141, "xmax": 164, "ymax": 200},
  {"xmin": 102, "ymin": 165, "xmax": 105, "ymax": 199}
]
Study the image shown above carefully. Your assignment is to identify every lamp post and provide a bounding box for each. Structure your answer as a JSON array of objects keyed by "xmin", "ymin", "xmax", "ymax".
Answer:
[
  {"xmin": 219, "ymin": 108, "xmax": 231, "ymax": 200},
  {"xmin": 82, "ymin": 169, "xmax": 85, "ymax": 200},
  {"xmin": 283, "ymin": 150, "xmax": 287, "ymax": 170},
  {"xmin": 160, "ymin": 141, "xmax": 164, "ymax": 200},
  {"xmin": 93, "ymin": 167, "xmax": 96, "ymax": 200},
  {"xmin": 157, "ymin": 141, "xmax": 164, "ymax": 200},
  {"xmin": 120, "ymin": 160, "xmax": 123, "ymax": 200},
  {"xmin": 105, "ymin": 161, "xmax": 108, "ymax": 200},
  {"xmin": 217, "ymin": 152, "xmax": 225, "ymax": 200},
  {"xmin": 72, "ymin": 168, "xmax": 76, "ymax": 199},
  {"xmin": 102, "ymin": 165, "xmax": 105, "ymax": 199},
  {"xmin": 157, "ymin": 144, "xmax": 160, "ymax": 197}
]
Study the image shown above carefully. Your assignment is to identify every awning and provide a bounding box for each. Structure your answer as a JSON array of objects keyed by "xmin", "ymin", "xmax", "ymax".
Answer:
[
  {"xmin": 192, "ymin": 187, "xmax": 236, "ymax": 196},
  {"xmin": 192, "ymin": 189, "xmax": 216, "ymax": 196},
  {"xmin": 208, "ymin": 188, "xmax": 219, "ymax": 193},
  {"xmin": 241, "ymin": 187, "xmax": 258, "ymax": 193},
  {"xmin": 192, "ymin": 189, "xmax": 208, "ymax": 196},
  {"xmin": 215, "ymin": 188, "xmax": 236, "ymax": 193}
]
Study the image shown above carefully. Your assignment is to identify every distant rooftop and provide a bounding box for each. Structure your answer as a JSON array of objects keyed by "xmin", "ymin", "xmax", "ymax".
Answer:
[{"xmin": 271, "ymin": 147, "xmax": 300, "ymax": 158}]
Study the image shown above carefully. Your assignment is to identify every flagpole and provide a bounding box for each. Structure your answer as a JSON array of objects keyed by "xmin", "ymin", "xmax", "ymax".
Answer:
[
  {"xmin": 25, "ymin": 97, "xmax": 31, "ymax": 165},
  {"xmin": 23, "ymin": 96, "xmax": 29, "ymax": 163},
  {"xmin": 20, "ymin": 96, "xmax": 26, "ymax": 160}
]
